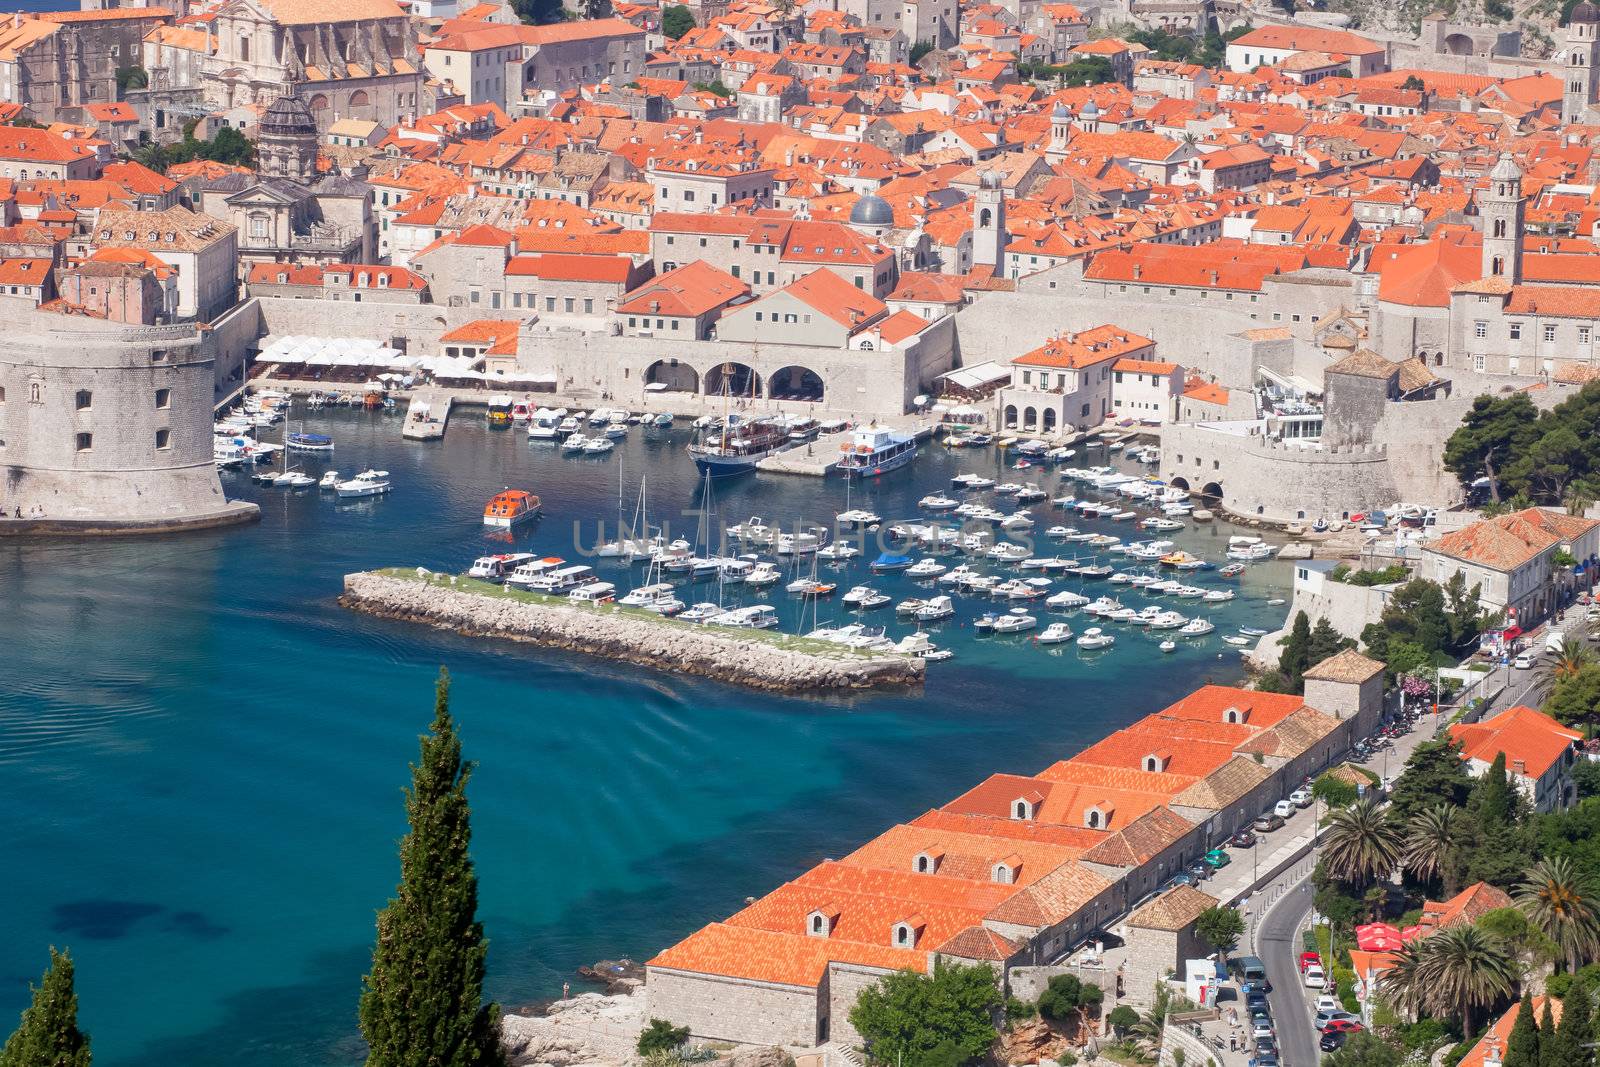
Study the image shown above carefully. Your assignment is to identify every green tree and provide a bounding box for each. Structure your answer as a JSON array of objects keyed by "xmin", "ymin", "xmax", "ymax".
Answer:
[
  {"xmin": 1475, "ymin": 753, "xmax": 1516, "ymax": 827},
  {"xmin": 1445, "ymin": 392, "xmax": 1541, "ymax": 502},
  {"xmin": 850, "ymin": 961, "xmax": 1001, "ymax": 1067},
  {"xmin": 1052, "ymin": 56, "xmax": 1115, "ymax": 86},
  {"xmin": 1323, "ymin": 799, "xmax": 1402, "ymax": 887},
  {"xmin": 1314, "ymin": 772, "xmax": 1360, "ymax": 809},
  {"xmin": 1362, "ymin": 578, "xmax": 1452, "ymax": 662},
  {"xmin": 115, "ymin": 65, "xmax": 148, "ymax": 91},
  {"xmin": 1390, "ymin": 924, "xmax": 1517, "ymax": 1037},
  {"xmin": 1538, "ymin": 998, "xmax": 1559, "ymax": 1067},
  {"xmin": 909, "ymin": 39, "xmax": 935, "ymax": 64},
  {"xmin": 1194, "ymin": 907, "xmax": 1246, "ymax": 963},
  {"xmin": 1556, "ymin": 981, "xmax": 1592, "ymax": 1066},
  {"xmin": 1403, "ymin": 805, "xmax": 1460, "ymax": 895},
  {"xmin": 1276, "ymin": 611, "xmax": 1312, "ymax": 692},
  {"xmin": 1105, "ymin": 1005, "xmax": 1138, "ymax": 1036},
  {"xmin": 1478, "ymin": 908, "xmax": 1560, "ymax": 982},
  {"xmin": 1307, "ymin": 618, "xmax": 1356, "ymax": 669},
  {"xmin": 637, "ymin": 1020, "xmax": 690, "ymax": 1056},
  {"xmin": 661, "ymin": 4, "xmax": 695, "ymax": 38},
  {"xmin": 359, "ymin": 669, "xmax": 505, "ymax": 1067},
  {"xmin": 1442, "ymin": 572, "xmax": 1486, "ymax": 648},
  {"xmin": 1503, "ymin": 993, "xmax": 1540, "ymax": 1067},
  {"xmin": 1323, "ymin": 1032, "xmax": 1403, "ymax": 1067},
  {"xmin": 1517, "ymin": 856, "xmax": 1600, "ymax": 974},
  {"xmin": 1546, "ymin": 662, "xmax": 1600, "ymax": 730},
  {"xmin": 0, "ymin": 948, "xmax": 91, "ymax": 1067},
  {"xmin": 1389, "ymin": 739, "xmax": 1473, "ymax": 823},
  {"xmin": 1401, "ymin": 74, "xmax": 1426, "ymax": 91}
]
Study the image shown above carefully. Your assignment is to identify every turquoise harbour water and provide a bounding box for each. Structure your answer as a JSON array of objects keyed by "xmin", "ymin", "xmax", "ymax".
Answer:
[{"xmin": 0, "ymin": 410, "xmax": 1289, "ymax": 1066}]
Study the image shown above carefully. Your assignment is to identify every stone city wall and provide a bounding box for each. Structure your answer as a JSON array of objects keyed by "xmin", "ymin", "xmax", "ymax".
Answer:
[
  {"xmin": 1287, "ymin": 575, "xmax": 1393, "ymax": 642},
  {"xmin": 1006, "ymin": 964, "xmax": 1118, "ymax": 1004},
  {"xmin": 646, "ymin": 968, "xmax": 821, "ymax": 1047}
]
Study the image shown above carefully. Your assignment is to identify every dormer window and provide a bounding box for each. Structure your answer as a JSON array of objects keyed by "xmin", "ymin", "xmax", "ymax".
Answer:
[
  {"xmin": 892, "ymin": 915, "xmax": 925, "ymax": 947},
  {"xmin": 1143, "ymin": 751, "xmax": 1171, "ymax": 773},
  {"xmin": 992, "ymin": 855, "xmax": 1021, "ymax": 884},
  {"xmin": 807, "ymin": 907, "xmax": 839, "ymax": 938},
  {"xmin": 1084, "ymin": 803, "xmax": 1113, "ymax": 829},
  {"xmin": 1223, "ymin": 704, "xmax": 1250, "ymax": 725},
  {"xmin": 913, "ymin": 849, "xmax": 943, "ymax": 874},
  {"xmin": 1012, "ymin": 796, "xmax": 1038, "ymax": 821}
]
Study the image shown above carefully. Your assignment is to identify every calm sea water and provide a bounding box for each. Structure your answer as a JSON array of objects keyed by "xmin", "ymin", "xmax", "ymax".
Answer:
[{"xmin": 0, "ymin": 409, "xmax": 1288, "ymax": 1066}]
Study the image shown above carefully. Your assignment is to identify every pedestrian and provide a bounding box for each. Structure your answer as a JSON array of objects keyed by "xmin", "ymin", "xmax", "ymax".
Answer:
[{"xmin": 562, "ymin": 981, "xmax": 570, "ymax": 1001}]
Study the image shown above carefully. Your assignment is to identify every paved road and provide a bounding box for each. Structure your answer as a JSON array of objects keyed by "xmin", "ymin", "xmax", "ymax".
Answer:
[{"xmin": 1259, "ymin": 873, "xmax": 1318, "ymax": 1067}]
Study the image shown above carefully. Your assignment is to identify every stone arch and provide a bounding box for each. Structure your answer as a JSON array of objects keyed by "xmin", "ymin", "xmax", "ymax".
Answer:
[
  {"xmin": 1201, "ymin": 481, "xmax": 1223, "ymax": 501},
  {"xmin": 348, "ymin": 89, "xmax": 370, "ymax": 108},
  {"xmin": 979, "ymin": 207, "xmax": 993, "ymax": 227},
  {"xmin": 1003, "ymin": 404, "xmax": 1018, "ymax": 429},
  {"xmin": 1170, "ymin": 476, "xmax": 1190, "ymax": 492},
  {"xmin": 1042, "ymin": 408, "xmax": 1057, "ymax": 433},
  {"xmin": 1022, "ymin": 405, "xmax": 1038, "ymax": 430},
  {"xmin": 308, "ymin": 93, "xmax": 330, "ymax": 113},
  {"xmin": 645, "ymin": 358, "xmax": 698, "ymax": 393},
  {"xmin": 1444, "ymin": 32, "xmax": 1474, "ymax": 55},
  {"xmin": 767, "ymin": 365, "xmax": 823, "ymax": 402},
  {"xmin": 704, "ymin": 361, "xmax": 762, "ymax": 399}
]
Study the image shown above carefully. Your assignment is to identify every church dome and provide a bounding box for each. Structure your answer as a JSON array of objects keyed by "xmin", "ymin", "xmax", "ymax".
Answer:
[
  {"xmin": 1051, "ymin": 101, "xmax": 1071, "ymax": 119},
  {"xmin": 850, "ymin": 193, "xmax": 895, "ymax": 227},
  {"xmin": 1571, "ymin": 1, "xmax": 1599, "ymax": 23},
  {"xmin": 1489, "ymin": 152, "xmax": 1523, "ymax": 182},
  {"xmin": 1081, "ymin": 98, "xmax": 1100, "ymax": 118},
  {"xmin": 260, "ymin": 94, "xmax": 317, "ymax": 138}
]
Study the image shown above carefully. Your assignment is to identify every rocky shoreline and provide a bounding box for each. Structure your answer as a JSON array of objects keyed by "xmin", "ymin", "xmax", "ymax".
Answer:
[{"xmin": 341, "ymin": 570, "xmax": 925, "ymax": 693}]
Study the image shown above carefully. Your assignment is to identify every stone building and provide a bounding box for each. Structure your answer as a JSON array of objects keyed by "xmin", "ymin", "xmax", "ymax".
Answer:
[
  {"xmin": 197, "ymin": 94, "xmax": 376, "ymax": 266},
  {"xmin": 54, "ymin": 259, "xmax": 172, "ymax": 323},
  {"xmin": 90, "ymin": 206, "xmax": 239, "ymax": 320},
  {"xmin": 1118, "ymin": 885, "xmax": 1216, "ymax": 999},
  {"xmin": 199, "ymin": 0, "xmax": 423, "ymax": 129},
  {"xmin": 0, "ymin": 298, "xmax": 256, "ymax": 533},
  {"xmin": 0, "ymin": 8, "xmax": 174, "ymax": 123}
]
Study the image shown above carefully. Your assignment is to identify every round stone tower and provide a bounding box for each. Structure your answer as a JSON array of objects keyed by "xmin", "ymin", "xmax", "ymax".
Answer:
[
  {"xmin": 257, "ymin": 93, "xmax": 319, "ymax": 183},
  {"xmin": 0, "ymin": 303, "xmax": 258, "ymax": 533}
]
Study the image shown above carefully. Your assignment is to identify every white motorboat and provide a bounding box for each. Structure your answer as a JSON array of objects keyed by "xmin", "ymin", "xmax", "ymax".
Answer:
[
  {"xmin": 1076, "ymin": 627, "xmax": 1115, "ymax": 649},
  {"xmin": 916, "ymin": 595, "xmax": 955, "ymax": 621},
  {"xmin": 583, "ymin": 437, "xmax": 615, "ymax": 455},
  {"xmin": 604, "ymin": 424, "xmax": 628, "ymax": 440},
  {"xmin": 951, "ymin": 473, "xmax": 995, "ymax": 490},
  {"xmin": 336, "ymin": 470, "xmax": 391, "ymax": 497},
  {"xmin": 1179, "ymin": 618, "xmax": 1215, "ymax": 636},
  {"xmin": 1015, "ymin": 486, "xmax": 1047, "ymax": 503},
  {"xmin": 1037, "ymin": 622, "xmax": 1074, "ymax": 644},
  {"xmin": 1148, "ymin": 610, "xmax": 1187, "ymax": 630},
  {"xmin": 619, "ymin": 583, "xmax": 685, "ymax": 615},
  {"xmin": 1203, "ymin": 589, "xmax": 1235, "ymax": 602},
  {"xmin": 896, "ymin": 598, "xmax": 927, "ymax": 616},
  {"xmin": 726, "ymin": 517, "xmax": 773, "ymax": 543},
  {"xmin": 837, "ymin": 508, "xmax": 882, "ymax": 527},
  {"xmin": 817, "ymin": 542, "xmax": 860, "ymax": 561},
  {"xmin": 1047, "ymin": 589, "xmax": 1090, "ymax": 609},
  {"xmin": 906, "ymin": 558, "xmax": 947, "ymax": 578},
  {"xmin": 279, "ymin": 471, "xmax": 316, "ymax": 488},
  {"xmin": 1046, "ymin": 526, "xmax": 1077, "ymax": 539},
  {"xmin": 708, "ymin": 605, "xmax": 780, "ymax": 629},
  {"xmin": 842, "ymin": 585, "xmax": 878, "ymax": 605},
  {"xmin": 319, "ymin": 471, "xmax": 340, "ymax": 490},
  {"xmin": 678, "ymin": 603, "xmax": 724, "ymax": 623},
  {"xmin": 895, "ymin": 632, "xmax": 951, "ymax": 660},
  {"xmin": 1222, "ymin": 635, "xmax": 1252, "ymax": 646},
  {"xmin": 990, "ymin": 609, "xmax": 1037, "ymax": 634},
  {"xmin": 745, "ymin": 562, "xmax": 782, "ymax": 586},
  {"xmin": 1001, "ymin": 512, "xmax": 1035, "ymax": 529},
  {"xmin": 1084, "ymin": 596, "xmax": 1123, "ymax": 616},
  {"xmin": 987, "ymin": 542, "xmax": 1030, "ymax": 562},
  {"xmin": 994, "ymin": 482, "xmax": 1024, "ymax": 496},
  {"xmin": 1160, "ymin": 639, "xmax": 1177, "ymax": 652},
  {"xmin": 776, "ymin": 530, "xmax": 823, "ymax": 555},
  {"xmin": 561, "ymin": 434, "xmax": 589, "ymax": 452},
  {"xmin": 468, "ymin": 552, "xmax": 537, "ymax": 582},
  {"xmin": 920, "ymin": 493, "xmax": 960, "ymax": 510}
]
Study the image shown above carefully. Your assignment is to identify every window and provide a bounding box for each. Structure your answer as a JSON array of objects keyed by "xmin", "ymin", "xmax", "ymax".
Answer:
[
  {"xmin": 564, "ymin": 298, "xmax": 575, "ymax": 313},
  {"xmin": 1474, "ymin": 320, "xmax": 1488, "ymax": 339},
  {"xmin": 545, "ymin": 297, "xmax": 556, "ymax": 312},
  {"xmin": 1544, "ymin": 324, "xmax": 1557, "ymax": 343},
  {"xmin": 1474, "ymin": 353, "xmax": 1486, "ymax": 372},
  {"xmin": 155, "ymin": 389, "xmax": 170, "ymax": 409},
  {"xmin": 75, "ymin": 390, "xmax": 92, "ymax": 410},
  {"xmin": 75, "ymin": 432, "xmax": 92, "ymax": 452},
  {"xmin": 155, "ymin": 428, "xmax": 170, "ymax": 450},
  {"xmin": 1582, "ymin": 327, "xmax": 1592, "ymax": 345},
  {"xmin": 1510, "ymin": 322, "xmax": 1522, "ymax": 340},
  {"xmin": 584, "ymin": 298, "xmax": 593, "ymax": 314}
]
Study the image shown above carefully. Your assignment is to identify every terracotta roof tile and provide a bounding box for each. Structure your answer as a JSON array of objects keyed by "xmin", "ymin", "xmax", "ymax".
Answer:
[{"xmin": 1126, "ymin": 885, "xmax": 1218, "ymax": 930}]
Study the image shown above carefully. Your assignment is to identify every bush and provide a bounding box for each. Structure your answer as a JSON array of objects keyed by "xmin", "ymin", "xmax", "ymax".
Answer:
[
  {"xmin": 1006, "ymin": 997, "xmax": 1037, "ymax": 1020},
  {"xmin": 1313, "ymin": 773, "xmax": 1359, "ymax": 808},
  {"xmin": 1106, "ymin": 1005, "xmax": 1139, "ymax": 1035},
  {"xmin": 1058, "ymin": 1054, "xmax": 1079, "ymax": 1066},
  {"xmin": 638, "ymin": 1019, "xmax": 691, "ymax": 1056},
  {"xmin": 1332, "ymin": 965, "xmax": 1359, "ymax": 1012},
  {"xmin": 1038, "ymin": 974, "xmax": 1103, "ymax": 1021}
]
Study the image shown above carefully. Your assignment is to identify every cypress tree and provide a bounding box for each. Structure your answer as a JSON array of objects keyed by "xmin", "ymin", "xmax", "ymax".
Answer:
[
  {"xmin": 1505, "ymin": 993, "xmax": 1540, "ymax": 1067},
  {"xmin": 359, "ymin": 669, "xmax": 504, "ymax": 1067},
  {"xmin": 1278, "ymin": 611, "xmax": 1312, "ymax": 691},
  {"xmin": 1540, "ymin": 998, "xmax": 1561, "ymax": 1067},
  {"xmin": 1557, "ymin": 985, "xmax": 1592, "ymax": 1067},
  {"xmin": 1476, "ymin": 752, "xmax": 1514, "ymax": 826},
  {"xmin": 0, "ymin": 947, "xmax": 91, "ymax": 1067}
]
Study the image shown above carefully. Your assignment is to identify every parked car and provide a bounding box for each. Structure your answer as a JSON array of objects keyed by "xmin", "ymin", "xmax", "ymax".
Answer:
[
  {"xmin": 1234, "ymin": 956, "xmax": 1269, "ymax": 984},
  {"xmin": 1245, "ymin": 993, "xmax": 1269, "ymax": 1013},
  {"xmin": 1515, "ymin": 652, "xmax": 1534, "ymax": 670},
  {"xmin": 1303, "ymin": 964, "xmax": 1326, "ymax": 988},
  {"xmin": 1254, "ymin": 1035, "xmax": 1277, "ymax": 1056},
  {"xmin": 1251, "ymin": 1018, "xmax": 1274, "ymax": 1040},
  {"xmin": 1254, "ymin": 812, "xmax": 1286, "ymax": 832},
  {"xmin": 1186, "ymin": 862, "xmax": 1213, "ymax": 882},
  {"xmin": 1315, "ymin": 1011, "xmax": 1362, "ymax": 1030},
  {"xmin": 1320, "ymin": 1031, "xmax": 1349, "ymax": 1053},
  {"xmin": 1289, "ymin": 787, "xmax": 1313, "ymax": 808},
  {"xmin": 1167, "ymin": 872, "xmax": 1198, "ymax": 888},
  {"xmin": 1251, "ymin": 1056, "xmax": 1280, "ymax": 1067},
  {"xmin": 1300, "ymin": 951, "xmax": 1323, "ymax": 974},
  {"xmin": 1230, "ymin": 828, "xmax": 1258, "ymax": 848},
  {"xmin": 1273, "ymin": 799, "xmax": 1295, "ymax": 819},
  {"xmin": 1204, "ymin": 847, "xmax": 1232, "ymax": 869},
  {"xmin": 1323, "ymin": 1019, "xmax": 1365, "ymax": 1035},
  {"xmin": 1314, "ymin": 995, "xmax": 1340, "ymax": 1013},
  {"xmin": 1241, "ymin": 979, "xmax": 1272, "ymax": 996}
]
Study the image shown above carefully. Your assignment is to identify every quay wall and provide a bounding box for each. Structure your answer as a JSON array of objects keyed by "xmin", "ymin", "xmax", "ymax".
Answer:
[{"xmin": 340, "ymin": 570, "xmax": 925, "ymax": 693}]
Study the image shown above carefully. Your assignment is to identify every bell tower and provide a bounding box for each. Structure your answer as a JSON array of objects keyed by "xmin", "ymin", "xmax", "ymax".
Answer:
[
  {"xmin": 1481, "ymin": 153, "xmax": 1524, "ymax": 284},
  {"xmin": 972, "ymin": 170, "xmax": 1007, "ymax": 275},
  {"xmin": 1563, "ymin": 1, "xmax": 1600, "ymax": 124}
]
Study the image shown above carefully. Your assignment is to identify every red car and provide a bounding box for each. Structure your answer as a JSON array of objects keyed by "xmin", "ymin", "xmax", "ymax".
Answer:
[
  {"xmin": 1299, "ymin": 952, "xmax": 1322, "ymax": 973},
  {"xmin": 1321, "ymin": 1020, "xmax": 1365, "ymax": 1035}
]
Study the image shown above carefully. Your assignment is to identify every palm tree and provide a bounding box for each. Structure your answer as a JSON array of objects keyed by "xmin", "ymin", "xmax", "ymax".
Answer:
[
  {"xmin": 1322, "ymin": 798, "xmax": 1402, "ymax": 887},
  {"xmin": 1551, "ymin": 635, "xmax": 1594, "ymax": 681},
  {"xmin": 1516, "ymin": 856, "xmax": 1600, "ymax": 973},
  {"xmin": 1413, "ymin": 925, "xmax": 1517, "ymax": 1037},
  {"xmin": 1403, "ymin": 805, "xmax": 1459, "ymax": 894},
  {"xmin": 1379, "ymin": 941, "xmax": 1427, "ymax": 1022}
]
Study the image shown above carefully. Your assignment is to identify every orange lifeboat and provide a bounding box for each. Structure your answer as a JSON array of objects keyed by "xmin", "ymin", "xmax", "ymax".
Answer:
[{"xmin": 483, "ymin": 490, "xmax": 541, "ymax": 528}]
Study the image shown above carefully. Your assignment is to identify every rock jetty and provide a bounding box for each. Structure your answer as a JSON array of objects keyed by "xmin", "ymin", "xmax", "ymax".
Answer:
[{"xmin": 341, "ymin": 570, "xmax": 925, "ymax": 693}]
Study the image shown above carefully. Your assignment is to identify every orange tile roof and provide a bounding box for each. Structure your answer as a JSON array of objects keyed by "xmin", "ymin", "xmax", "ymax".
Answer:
[
  {"xmin": 38, "ymin": 6, "xmax": 171, "ymax": 21},
  {"xmin": 1449, "ymin": 704, "xmax": 1581, "ymax": 780},
  {"xmin": 1429, "ymin": 510, "xmax": 1565, "ymax": 571},
  {"xmin": 1459, "ymin": 997, "xmax": 1561, "ymax": 1067},
  {"xmin": 0, "ymin": 257, "xmax": 50, "ymax": 285},
  {"xmin": 617, "ymin": 259, "xmax": 747, "ymax": 317},
  {"xmin": 505, "ymin": 253, "xmax": 635, "ymax": 284},
  {"xmin": 1418, "ymin": 882, "xmax": 1513, "ymax": 934},
  {"xmin": 1113, "ymin": 358, "xmax": 1178, "ymax": 375},
  {"xmin": 649, "ymin": 921, "xmax": 926, "ymax": 987},
  {"xmin": 781, "ymin": 267, "xmax": 887, "ymax": 329},
  {"xmin": 1013, "ymin": 324, "xmax": 1152, "ymax": 370}
]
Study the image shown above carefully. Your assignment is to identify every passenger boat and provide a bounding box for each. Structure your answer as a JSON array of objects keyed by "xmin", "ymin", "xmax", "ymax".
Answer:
[
  {"xmin": 916, "ymin": 595, "xmax": 955, "ymax": 621},
  {"xmin": 528, "ymin": 408, "xmax": 564, "ymax": 440},
  {"xmin": 522, "ymin": 564, "xmax": 595, "ymax": 593},
  {"xmin": 287, "ymin": 432, "xmax": 334, "ymax": 453},
  {"xmin": 618, "ymin": 583, "xmax": 685, "ymax": 615},
  {"xmin": 336, "ymin": 469, "xmax": 391, "ymax": 497},
  {"xmin": 505, "ymin": 557, "xmax": 567, "ymax": 588},
  {"xmin": 906, "ymin": 558, "xmax": 947, "ymax": 578},
  {"xmin": 708, "ymin": 605, "xmax": 780, "ymax": 629},
  {"xmin": 688, "ymin": 416, "xmax": 791, "ymax": 477},
  {"xmin": 486, "ymin": 395, "xmax": 514, "ymax": 425},
  {"xmin": 511, "ymin": 401, "xmax": 533, "ymax": 423},
  {"xmin": 468, "ymin": 552, "xmax": 538, "ymax": 581},
  {"xmin": 483, "ymin": 490, "xmax": 541, "ymax": 528},
  {"xmin": 1179, "ymin": 618, "xmax": 1215, "ymax": 636},
  {"xmin": 836, "ymin": 425, "xmax": 917, "ymax": 478},
  {"xmin": 745, "ymin": 562, "xmax": 782, "ymax": 586},
  {"xmin": 568, "ymin": 581, "xmax": 616, "ymax": 605},
  {"xmin": 895, "ymin": 632, "xmax": 951, "ymax": 660}
]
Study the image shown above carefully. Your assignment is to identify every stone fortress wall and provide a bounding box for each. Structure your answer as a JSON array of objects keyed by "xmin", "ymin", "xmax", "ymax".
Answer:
[{"xmin": 0, "ymin": 296, "xmax": 255, "ymax": 532}]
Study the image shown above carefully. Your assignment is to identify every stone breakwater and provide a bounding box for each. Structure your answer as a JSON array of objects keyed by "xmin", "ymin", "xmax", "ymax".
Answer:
[{"xmin": 340, "ymin": 570, "xmax": 925, "ymax": 693}]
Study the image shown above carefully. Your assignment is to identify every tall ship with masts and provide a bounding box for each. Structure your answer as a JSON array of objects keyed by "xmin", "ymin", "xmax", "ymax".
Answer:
[{"xmin": 687, "ymin": 413, "xmax": 791, "ymax": 477}]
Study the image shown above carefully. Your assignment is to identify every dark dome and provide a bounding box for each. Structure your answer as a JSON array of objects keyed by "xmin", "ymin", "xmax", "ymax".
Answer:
[
  {"xmin": 850, "ymin": 193, "xmax": 894, "ymax": 227},
  {"xmin": 1572, "ymin": 1, "xmax": 1599, "ymax": 23},
  {"xmin": 260, "ymin": 94, "xmax": 316, "ymax": 137}
]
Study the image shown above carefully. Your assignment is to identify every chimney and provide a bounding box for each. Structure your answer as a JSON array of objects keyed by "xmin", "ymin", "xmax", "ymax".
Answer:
[
  {"xmin": 1209, "ymin": 269, "xmax": 1218, "ymax": 285},
  {"xmin": 1132, "ymin": 263, "xmax": 1141, "ymax": 279},
  {"xmin": 1512, "ymin": 759, "xmax": 1526, "ymax": 775}
]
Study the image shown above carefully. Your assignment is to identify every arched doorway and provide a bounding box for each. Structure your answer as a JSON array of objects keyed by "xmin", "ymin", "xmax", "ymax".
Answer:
[
  {"xmin": 1042, "ymin": 408, "xmax": 1057, "ymax": 433},
  {"xmin": 704, "ymin": 362, "xmax": 762, "ymax": 399},
  {"xmin": 767, "ymin": 365, "xmax": 823, "ymax": 402},
  {"xmin": 1170, "ymin": 476, "xmax": 1191, "ymax": 493},
  {"xmin": 1444, "ymin": 33, "xmax": 1473, "ymax": 55},
  {"xmin": 1200, "ymin": 481, "xmax": 1224, "ymax": 502},
  {"xmin": 645, "ymin": 359, "xmax": 698, "ymax": 393},
  {"xmin": 1003, "ymin": 404, "xmax": 1018, "ymax": 429},
  {"xmin": 1023, "ymin": 405, "xmax": 1038, "ymax": 430}
]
